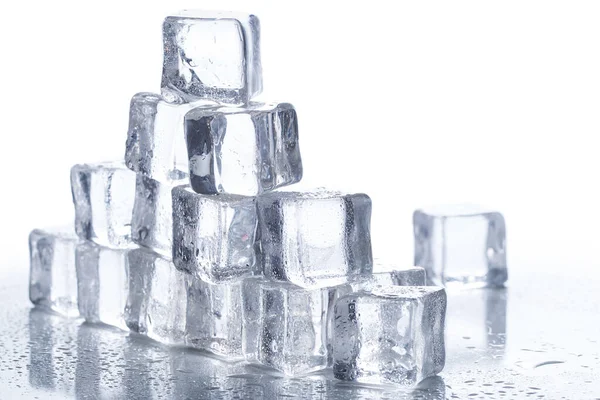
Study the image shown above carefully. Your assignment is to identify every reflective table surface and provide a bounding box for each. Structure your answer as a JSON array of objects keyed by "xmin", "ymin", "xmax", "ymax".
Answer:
[{"xmin": 1, "ymin": 257, "xmax": 599, "ymax": 399}]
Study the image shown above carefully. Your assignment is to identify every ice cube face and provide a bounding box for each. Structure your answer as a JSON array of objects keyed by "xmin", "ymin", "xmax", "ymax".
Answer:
[
  {"xmin": 125, "ymin": 248, "xmax": 187, "ymax": 344},
  {"xmin": 71, "ymin": 162, "xmax": 136, "ymax": 248},
  {"xmin": 256, "ymin": 191, "xmax": 373, "ymax": 289},
  {"xmin": 131, "ymin": 173, "xmax": 187, "ymax": 257},
  {"xmin": 161, "ymin": 11, "xmax": 262, "ymax": 105},
  {"xmin": 185, "ymin": 278, "xmax": 244, "ymax": 358},
  {"xmin": 172, "ymin": 185, "xmax": 258, "ymax": 282},
  {"xmin": 333, "ymin": 286, "xmax": 446, "ymax": 386},
  {"xmin": 413, "ymin": 205, "xmax": 507, "ymax": 288},
  {"xmin": 75, "ymin": 242, "xmax": 130, "ymax": 330},
  {"xmin": 185, "ymin": 102, "xmax": 302, "ymax": 196},
  {"xmin": 124, "ymin": 92, "xmax": 215, "ymax": 182},
  {"xmin": 242, "ymin": 279, "xmax": 329, "ymax": 375},
  {"xmin": 28, "ymin": 229, "xmax": 80, "ymax": 317}
]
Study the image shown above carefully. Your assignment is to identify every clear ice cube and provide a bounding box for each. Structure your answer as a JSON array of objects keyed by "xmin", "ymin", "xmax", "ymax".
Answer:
[
  {"xmin": 71, "ymin": 162, "xmax": 136, "ymax": 248},
  {"xmin": 256, "ymin": 191, "xmax": 373, "ymax": 288},
  {"xmin": 333, "ymin": 286, "xmax": 446, "ymax": 386},
  {"xmin": 242, "ymin": 279, "xmax": 329, "ymax": 375},
  {"xmin": 131, "ymin": 172, "xmax": 188, "ymax": 257},
  {"xmin": 125, "ymin": 248, "xmax": 187, "ymax": 344},
  {"xmin": 75, "ymin": 241, "xmax": 130, "ymax": 330},
  {"xmin": 124, "ymin": 92, "xmax": 216, "ymax": 182},
  {"xmin": 172, "ymin": 185, "xmax": 258, "ymax": 282},
  {"xmin": 28, "ymin": 229, "xmax": 80, "ymax": 317},
  {"xmin": 413, "ymin": 205, "xmax": 507, "ymax": 288},
  {"xmin": 185, "ymin": 277, "xmax": 244, "ymax": 358},
  {"xmin": 184, "ymin": 102, "xmax": 302, "ymax": 196},
  {"xmin": 161, "ymin": 11, "xmax": 262, "ymax": 105}
]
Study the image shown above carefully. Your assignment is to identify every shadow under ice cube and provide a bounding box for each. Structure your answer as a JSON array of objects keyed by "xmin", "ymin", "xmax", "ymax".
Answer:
[
  {"xmin": 413, "ymin": 205, "xmax": 507, "ymax": 288},
  {"xmin": 333, "ymin": 286, "xmax": 446, "ymax": 386},
  {"xmin": 256, "ymin": 191, "xmax": 373, "ymax": 288},
  {"xmin": 161, "ymin": 11, "xmax": 262, "ymax": 105},
  {"xmin": 172, "ymin": 185, "xmax": 258, "ymax": 282},
  {"xmin": 29, "ymin": 229, "xmax": 80, "ymax": 317},
  {"xmin": 184, "ymin": 102, "xmax": 302, "ymax": 196},
  {"xmin": 242, "ymin": 279, "xmax": 329, "ymax": 376},
  {"xmin": 71, "ymin": 162, "xmax": 136, "ymax": 248}
]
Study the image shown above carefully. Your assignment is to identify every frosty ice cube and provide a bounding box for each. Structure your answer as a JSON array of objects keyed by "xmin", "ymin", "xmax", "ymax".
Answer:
[
  {"xmin": 256, "ymin": 191, "xmax": 373, "ymax": 288},
  {"xmin": 413, "ymin": 205, "xmax": 507, "ymax": 288},
  {"xmin": 124, "ymin": 92, "xmax": 216, "ymax": 182},
  {"xmin": 242, "ymin": 279, "xmax": 329, "ymax": 375},
  {"xmin": 131, "ymin": 172, "xmax": 188, "ymax": 257},
  {"xmin": 125, "ymin": 248, "xmax": 187, "ymax": 344},
  {"xmin": 161, "ymin": 11, "xmax": 262, "ymax": 105},
  {"xmin": 29, "ymin": 229, "xmax": 80, "ymax": 317},
  {"xmin": 333, "ymin": 286, "xmax": 446, "ymax": 386},
  {"xmin": 76, "ymin": 241, "xmax": 130, "ymax": 330},
  {"xmin": 172, "ymin": 185, "xmax": 258, "ymax": 282},
  {"xmin": 71, "ymin": 162, "xmax": 136, "ymax": 248},
  {"xmin": 185, "ymin": 278, "xmax": 244, "ymax": 358},
  {"xmin": 184, "ymin": 102, "xmax": 302, "ymax": 196}
]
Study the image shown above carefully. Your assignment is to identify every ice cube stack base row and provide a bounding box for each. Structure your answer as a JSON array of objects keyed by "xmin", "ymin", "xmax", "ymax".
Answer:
[{"xmin": 28, "ymin": 10, "xmax": 459, "ymax": 387}]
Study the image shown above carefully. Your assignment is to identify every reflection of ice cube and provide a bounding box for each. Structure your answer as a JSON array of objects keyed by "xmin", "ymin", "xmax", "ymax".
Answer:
[
  {"xmin": 413, "ymin": 205, "xmax": 507, "ymax": 288},
  {"xmin": 184, "ymin": 102, "xmax": 302, "ymax": 196},
  {"xmin": 256, "ymin": 191, "xmax": 372, "ymax": 288},
  {"xmin": 29, "ymin": 229, "xmax": 80, "ymax": 317},
  {"xmin": 333, "ymin": 286, "xmax": 446, "ymax": 386},
  {"xmin": 71, "ymin": 162, "xmax": 136, "ymax": 248},
  {"xmin": 161, "ymin": 11, "xmax": 262, "ymax": 105}
]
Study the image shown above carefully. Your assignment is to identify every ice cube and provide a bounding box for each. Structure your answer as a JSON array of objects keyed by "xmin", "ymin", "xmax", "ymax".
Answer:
[
  {"xmin": 75, "ymin": 241, "xmax": 130, "ymax": 330},
  {"xmin": 333, "ymin": 286, "xmax": 446, "ymax": 386},
  {"xmin": 28, "ymin": 229, "xmax": 80, "ymax": 317},
  {"xmin": 172, "ymin": 185, "xmax": 258, "ymax": 282},
  {"xmin": 161, "ymin": 11, "xmax": 262, "ymax": 105},
  {"xmin": 125, "ymin": 248, "xmax": 187, "ymax": 344},
  {"xmin": 185, "ymin": 277, "xmax": 244, "ymax": 358},
  {"xmin": 413, "ymin": 205, "xmax": 507, "ymax": 288},
  {"xmin": 256, "ymin": 191, "xmax": 373, "ymax": 288},
  {"xmin": 242, "ymin": 279, "xmax": 329, "ymax": 375},
  {"xmin": 124, "ymin": 92, "xmax": 216, "ymax": 182},
  {"xmin": 131, "ymin": 173, "xmax": 188, "ymax": 257},
  {"xmin": 71, "ymin": 162, "xmax": 136, "ymax": 248},
  {"xmin": 184, "ymin": 102, "xmax": 302, "ymax": 196}
]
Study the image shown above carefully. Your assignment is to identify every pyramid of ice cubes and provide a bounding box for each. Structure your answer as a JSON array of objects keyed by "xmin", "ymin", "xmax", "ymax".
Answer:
[{"xmin": 28, "ymin": 11, "xmax": 448, "ymax": 386}]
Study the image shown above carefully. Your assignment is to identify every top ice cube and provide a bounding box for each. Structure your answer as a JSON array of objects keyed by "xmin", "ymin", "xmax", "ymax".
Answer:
[{"xmin": 161, "ymin": 11, "xmax": 262, "ymax": 105}]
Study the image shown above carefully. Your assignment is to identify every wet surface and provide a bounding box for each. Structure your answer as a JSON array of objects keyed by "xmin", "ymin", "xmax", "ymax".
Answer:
[{"xmin": 0, "ymin": 263, "xmax": 599, "ymax": 399}]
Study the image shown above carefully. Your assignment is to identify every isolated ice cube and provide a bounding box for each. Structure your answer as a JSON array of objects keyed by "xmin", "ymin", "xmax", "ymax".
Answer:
[
  {"xmin": 256, "ymin": 191, "xmax": 373, "ymax": 288},
  {"xmin": 184, "ymin": 102, "xmax": 302, "ymax": 196},
  {"xmin": 75, "ymin": 241, "xmax": 130, "ymax": 330},
  {"xmin": 71, "ymin": 162, "xmax": 136, "ymax": 248},
  {"xmin": 413, "ymin": 205, "xmax": 507, "ymax": 288},
  {"xmin": 161, "ymin": 11, "xmax": 262, "ymax": 105},
  {"xmin": 131, "ymin": 172, "xmax": 188, "ymax": 257},
  {"xmin": 125, "ymin": 248, "xmax": 187, "ymax": 344},
  {"xmin": 333, "ymin": 286, "xmax": 446, "ymax": 386},
  {"xmin": 124, "ymin": 92, "xmax": 216, "ymax": 182},
  {"xmin": 242, "ymin": 279, "xmax": 329, "ymax": 375},
  {"xmin": 172, "ymin": 185, "xmax": 258, "ymax": 282},
  {"xmin": 185, "ymin": 278, "xmax": 244, "ymax": 358},
  {"xmin": 28, "ymin": 229, "xmax": 80, "ymax": 317}
]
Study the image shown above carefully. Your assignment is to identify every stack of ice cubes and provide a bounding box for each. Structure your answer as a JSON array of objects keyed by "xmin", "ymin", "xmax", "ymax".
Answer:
[{"xmin": 28, "ymin": 10, "xmax": 452, "ymax": 386}]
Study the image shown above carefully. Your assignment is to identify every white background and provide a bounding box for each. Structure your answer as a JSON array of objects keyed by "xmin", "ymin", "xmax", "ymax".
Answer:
[{"xmin": 1, "ymin": 1, "xmax": 599, "ymax": 274}]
